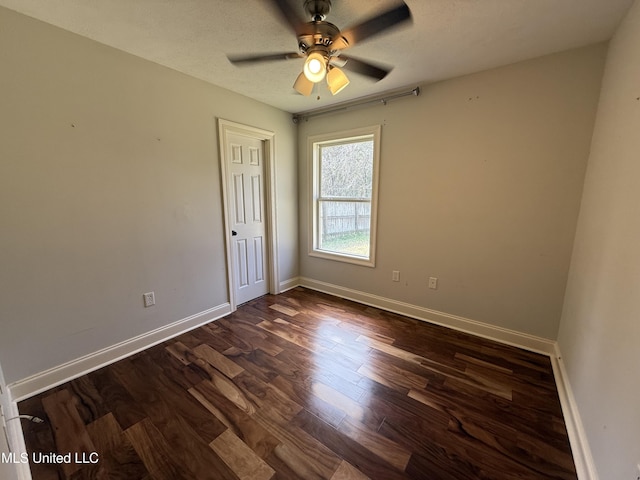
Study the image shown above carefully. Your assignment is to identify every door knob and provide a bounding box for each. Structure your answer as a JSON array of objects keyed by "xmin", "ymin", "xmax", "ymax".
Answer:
[{"xmin": 231, "ymin": 230, "xmax": 237, "ymax": 236}]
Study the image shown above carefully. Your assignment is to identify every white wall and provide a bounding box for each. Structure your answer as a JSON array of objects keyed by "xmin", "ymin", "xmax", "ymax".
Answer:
[
  {"xmin": 558, "ymin": 1, "xmax": 640, "ymax": 478},
  {"xmin": 298, "ymin": 44, "xmax": 606, "ymax": 339},
  {"xmin": 0, "ymin": 7, "xmax": 298, "ymax": 384}
]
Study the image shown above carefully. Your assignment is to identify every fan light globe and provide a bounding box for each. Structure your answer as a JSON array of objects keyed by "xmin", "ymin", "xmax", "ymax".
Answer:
[
  {"xmin": 308, "ymin": 58, "xmax": 323, "ymax": 74},
  {"xmin": 303, "ymin": 52, "xmax": 327, "ymax": 83},
  {"xmin": 327, "ymin": 66, "xmax": 350, "ymax": 95}
]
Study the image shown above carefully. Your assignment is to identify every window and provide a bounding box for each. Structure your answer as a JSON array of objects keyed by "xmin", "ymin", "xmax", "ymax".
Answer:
[{"xmin": 309, "ymin": 125, "xmax": 381, "ymax": 267}]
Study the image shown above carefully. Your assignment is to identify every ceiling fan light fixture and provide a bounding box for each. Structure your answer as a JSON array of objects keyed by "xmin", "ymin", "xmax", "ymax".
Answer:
[
  {"xmin": 303, "ymin": 52, "xmax": 327, "ymax": 83},
  {"xmin": 293, "ymin": 72, "xmax": 314, "ymax": 96},
  {"xmin": 327, "ymin": 66, "xmax": 350, "ymax": 95},
  {"xmin": 227, "ymin": 1, "xmax": 412, "ymax": 99}
]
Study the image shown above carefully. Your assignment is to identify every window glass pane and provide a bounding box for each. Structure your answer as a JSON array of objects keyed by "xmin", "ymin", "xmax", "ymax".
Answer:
[
  {"xmin": 319, "ymin": 140, "xmax": 374, "ymax": 198},
  {"xmin": 318, "ymin": 200, "xmax": 371, "ymax": 258},
  {"xmin": 310, "ymin": 125, "xmax": 379, "ymax": 266}
]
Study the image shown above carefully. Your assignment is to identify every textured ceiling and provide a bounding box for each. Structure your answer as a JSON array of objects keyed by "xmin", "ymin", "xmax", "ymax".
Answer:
[{"xmin": 0, "ymin": 0, "xmax": 633, "ymax": 113}]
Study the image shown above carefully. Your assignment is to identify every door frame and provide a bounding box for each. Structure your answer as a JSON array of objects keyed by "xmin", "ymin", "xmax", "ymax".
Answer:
[{"xmin": 218, "ymin": 118, "xmax": 279, "ymax": 311}]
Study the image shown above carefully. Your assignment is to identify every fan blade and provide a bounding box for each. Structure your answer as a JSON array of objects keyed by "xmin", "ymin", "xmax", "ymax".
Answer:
[
  {"xmin": 329, "ymin": 56, "xmax": 348, "ymax": 68},
  {"xmin": 227, "ymin": 52, "xmax": 302, "ymax": 65},
  {"xmin": 332, "ymin": 3, "xmax": 412, "ymax": 50},
  {"xmin": 265, "ymin": 0, "xmax": 307, "ymax": 35},
  {"xmin": 339, "ymin": 55, "xmax": 391, "ymax": 81}
]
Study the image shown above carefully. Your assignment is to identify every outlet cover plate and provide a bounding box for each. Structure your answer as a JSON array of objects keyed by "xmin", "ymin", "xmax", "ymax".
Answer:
[{"xmin": 143, "ymin": 292, "xmax": 155, "ymax": 307}]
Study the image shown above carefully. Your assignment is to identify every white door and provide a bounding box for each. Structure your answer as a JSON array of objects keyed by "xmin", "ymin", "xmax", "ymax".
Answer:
[{"xmin": 225, "ymin": 131, "xmax": 269, "ymax": 304}]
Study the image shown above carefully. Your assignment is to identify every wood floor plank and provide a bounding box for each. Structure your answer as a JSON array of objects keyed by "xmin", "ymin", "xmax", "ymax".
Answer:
[
  {"xmin": 216, "ymin": 317, "xmax": 285, "ymax": 356},
  {"xmin": 361, "ymin": 381, "xmax": 451, "ymax": 434},
  {"xmin": 257, "ymin": 317, "xmax": 334, "ymax": 353},
  {"xmin": 82, "ymin": 413, "xmax": 150, "ymax": 480},
  {"xmin": 357, "ymin": 357, "xmax": 428, "ymax": 391},
  {"xmin": 268, "ymin": 442, "xmax": 336, "ymax": 480},
  {"xmin": 164, "ymin": 341, "xmax": 194, "ymax": 366},
  {"xmin": 193, "ymin": 323, "xmax": 236, "ymax": 352},
  {"xmin": 360, "ymin": 333, "xmax": 514, "ymax": 400},
  {"xmin": 192, "ymin": 343, "xmax": 245, "ymax": 379},
  {"xmin": 292, "ymin": 409, "xmax": 410, "ymax": 480},
  {"xmin": 251, "ymin": 408, "xmax": 344, "ymax": 479},
  {"xmin": 329, "ymin": 341, "xmax": 372, "ymax": 365},
  {"xmin": 124, "ymin": 418, "xmax": 193, "ymax": 480},
  {"xmin": 336, "ymin": 416, "xmax": 412, "ymax": 472},
  {"xmin": 145, "ymin": 345, "xmax": 211, "ymax": 391},
  {"xmin": 187, "ymin": 380, "xmax": 280, "ymax": 459},
  {"xmin": 232, "ymin": 371, "xmax": 303, "ymax": 424},
  {"xmin": 445, "ymin": 415, "xmax": 576, "ymax": 480},
  {"xmin": 269, "ymin": 373, "xmax": 347, "ymax": 428},
  {"xmin": 225, "ymin": 348, "xmax": 286, "ymax": 384},
  {"xmin": 356, "ymin": 334, "xmax": 424, "ymax": 363},
  {"xmin": 455, "ymin": 352, "xmax": 514, "ymax": 374},
  {"xmin": 269, "ymin": 303, "xmax": 299, "ymax": 317},
  {"xmin": 127, "ymin": 354, "xmax": 228, "ymax": 442},
  {"xmin": 279, "ymin": 343, "xmax": 365, "ymax": 386},
  {"xmin": 309, "ymin": 381, "xmax": 365, "ymax": 422},
  {"xmin": 405, "ymin": 450, "xmax": 482, "ymax": 480},
  {"xmin": 16, "ymin": 396, "xmax": 61, "ymax": 480},
  {"xmin": 41, "ymin": 389, "xmax": 98, "ymax": 477},
  {"xmin": 193, "ymin": 376, "xmax": 256, "ymax": 416},
  {"xmin": 330, "ymin": 461, "xmax": 370, "ymax": 480},
  {"xmin": 67, "ymin": 375, "xmax": 106, "ymax": 425},
  {"xmin": 210, "ymin": 429, "xmax": 276, "ymax": 480},
  {"xmin": 87, "ymin": 367, "xmax": 148, "ymax": 430},
  {"xmin": 409, "ymin": 380, "xmax": 567, "ymax": 449},
  {"xmin": 19, "ymin": 287, "xmax": 576, "ymax": 479}
]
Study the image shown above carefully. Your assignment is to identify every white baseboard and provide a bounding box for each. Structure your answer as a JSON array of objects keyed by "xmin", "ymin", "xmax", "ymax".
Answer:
[
  {"xmin": 1, "ymin": 363, "xmax": 31, "ymax": 479},
  {"xmin": 7, "ymin": 303, "xmax": 231, "ymax": 402},
  {"xmin": 299, "ymin": 277, "xmax": 556, "ymax": 355},
  {"xmin": 550, "ymin": 345, "xmax": 599, "ymax": 480},
  {"xmin": 279, "ymin": 277, "xmax": 301, "ymax": 293}
]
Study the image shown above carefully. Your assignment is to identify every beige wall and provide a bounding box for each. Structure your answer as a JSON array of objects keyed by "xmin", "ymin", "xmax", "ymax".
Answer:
[
  {"xmin": 298, "ymin": 44, "xmax": 607, "ymax": 339},
  {"xmin": 558, "ymin": 0, "xmax": 640, "ymax": 478},
  {"xmin": 0, "ymin": 7, "xmax": 298, "ymax": 383}
]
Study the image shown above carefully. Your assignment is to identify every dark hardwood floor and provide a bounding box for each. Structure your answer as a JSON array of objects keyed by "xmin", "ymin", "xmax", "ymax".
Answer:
[{"xmin": 18, "ymin": 287, "xmax": 577, "ymax": 479}]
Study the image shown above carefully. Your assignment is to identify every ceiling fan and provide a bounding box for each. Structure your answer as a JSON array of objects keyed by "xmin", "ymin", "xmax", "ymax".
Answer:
[{"xmin": 227, "ymin": 0, "xmax": 412, "ymax": 96}]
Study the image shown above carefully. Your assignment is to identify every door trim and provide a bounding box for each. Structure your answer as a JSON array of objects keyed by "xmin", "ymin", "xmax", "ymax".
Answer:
[{"xmin": 218, "ymin": 119, "xmax": 279, "ymax": 310}]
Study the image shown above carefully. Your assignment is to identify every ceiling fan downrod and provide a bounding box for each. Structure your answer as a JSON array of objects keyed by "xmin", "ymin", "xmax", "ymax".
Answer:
[{"xmin": 304, "ymin": 0, "xmax": 332, "ymax": 21}]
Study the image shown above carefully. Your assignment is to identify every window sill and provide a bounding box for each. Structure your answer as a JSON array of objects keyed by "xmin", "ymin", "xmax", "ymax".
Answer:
[{"xmin": 308, "ymin": 249, "xmax": 375, "ymax": 268}]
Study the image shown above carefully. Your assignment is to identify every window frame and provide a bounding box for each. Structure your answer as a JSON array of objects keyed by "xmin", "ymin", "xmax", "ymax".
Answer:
[{"xmin": 308, "ymin": 125, "xmax": 381, "ymax": 267}]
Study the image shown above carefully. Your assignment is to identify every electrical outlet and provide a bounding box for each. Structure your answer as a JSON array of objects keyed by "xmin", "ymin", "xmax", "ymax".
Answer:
[
  {"xmin": 392, "ymin": 271, "xmax": 400, "ymax": 282},
  {"xmin": 428, "ymin": 277, "xmax": 438, "ymax": 289},
  {"xmin": 143, "ymin": 292, "xmax": 155, "ymax": 307}
]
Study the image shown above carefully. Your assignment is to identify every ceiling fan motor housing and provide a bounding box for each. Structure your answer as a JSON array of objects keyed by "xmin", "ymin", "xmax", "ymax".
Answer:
[{"xmin": 298, "ymin": 21, "xmax": 341, "ymax": 58}]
